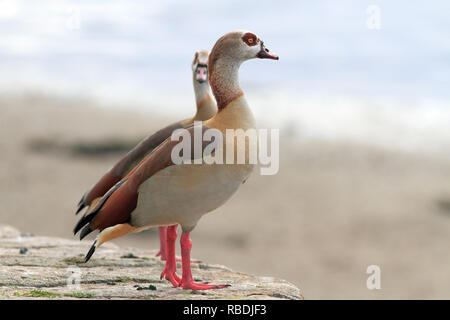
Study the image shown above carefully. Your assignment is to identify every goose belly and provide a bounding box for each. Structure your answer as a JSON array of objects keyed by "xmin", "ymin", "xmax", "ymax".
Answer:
[{"xmin": 130, "ymin": 163, "xmax": 254, "ymax": 230}]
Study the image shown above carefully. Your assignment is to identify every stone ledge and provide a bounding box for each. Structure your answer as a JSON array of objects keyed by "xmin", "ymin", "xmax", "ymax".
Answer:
[{"xmin": 0, "ymin": 225, "xmax": 302, "ymax": 300}]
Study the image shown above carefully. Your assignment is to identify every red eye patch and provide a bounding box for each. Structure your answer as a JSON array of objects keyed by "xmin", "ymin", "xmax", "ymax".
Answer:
[{"xmin": 242, "ymin": 32, "xmax": 258, "ymax": 46}]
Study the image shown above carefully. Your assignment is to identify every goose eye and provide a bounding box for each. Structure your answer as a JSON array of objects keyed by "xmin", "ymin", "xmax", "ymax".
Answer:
[{"xmin": 242, "ymin": 32, "xmax": 258, "ymax": 46}]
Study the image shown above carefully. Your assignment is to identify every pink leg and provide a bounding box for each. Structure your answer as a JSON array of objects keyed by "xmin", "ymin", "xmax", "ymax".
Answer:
[
  {"xmin": 157, "ymin": 226, "xmax": 184, "ymax": 262},
  {"xmin": 160, "ymin": 225, "xmax": 181, "ymax": 287},
  {"xmin": 180, "ymin": 232, "xmax": 230, "ymax": 290},
  {"xmin": 156, "ymin": 226, "xmax": 167, "ymax": 260}
]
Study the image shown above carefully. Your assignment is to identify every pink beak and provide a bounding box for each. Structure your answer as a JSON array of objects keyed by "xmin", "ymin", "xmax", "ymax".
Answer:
[
  {"xmin": 196, "ymin": 66, "xmax": 208, "ymax": 82},
  {"xmin": 257, "ymin": 43, "xmax": 279, "ymax": 60}
]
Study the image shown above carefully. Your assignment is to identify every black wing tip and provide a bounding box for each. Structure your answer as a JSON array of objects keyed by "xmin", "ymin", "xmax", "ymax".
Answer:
[
  {"xmin": 75, "ymin": 202, "xmax": 86, "ymax": 215},
  {"xmin": 73, "ymin": 214, "xmax": 93, "ymax": 235},
  {"xmin": 80, "ymin": 225, "xmax": 93, "ymax": 240},
  {"xmin": 85, "ymin": 241, "xmax": 97, "ymax": 263},
  {"xmin": 74, "ymin": 179, "xmax": 127, "ymax": 236},
  {"xmin": 73, "ymin": 218, "xmax": 84, "ymax": 235}
]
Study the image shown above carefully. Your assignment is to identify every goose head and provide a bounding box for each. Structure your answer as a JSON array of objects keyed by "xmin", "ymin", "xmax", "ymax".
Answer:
[
  {"xmin": 208, "ymin": 31, "xmax": 278, "ymax": 109},
  {"xmin": 209, "ymin": 30, "xmax": 278, "ymax": 68},
  {"xmin": 192, "ymin": 50, "xmax": 210, "ymax": 84}
]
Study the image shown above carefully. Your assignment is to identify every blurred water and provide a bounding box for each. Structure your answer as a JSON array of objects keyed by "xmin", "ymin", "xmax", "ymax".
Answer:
[{"xmin": 0, "ymin": 0, "xmax": 449, "ymax": 153}]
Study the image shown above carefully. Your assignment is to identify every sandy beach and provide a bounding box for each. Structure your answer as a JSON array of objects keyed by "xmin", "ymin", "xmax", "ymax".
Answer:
[{"xmin": 1, "ymin": 93, "xmax": 450, "ymax": 299}]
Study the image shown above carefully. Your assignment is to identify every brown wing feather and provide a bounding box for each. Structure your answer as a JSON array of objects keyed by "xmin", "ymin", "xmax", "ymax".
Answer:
[
  {"xmin": 89, "ymin": 178, "xmax": 138, "ymax": 230},
  {"xmin": 78, "ymin": 124, "xmax": 214, "ymax": 232},
  {"xmin": 80, "ymin": 172, "xmax": 121, "ymax": 208},
  {"xmin": 76, "ymin": 121, "xmax": 185, "ymax": 214}
]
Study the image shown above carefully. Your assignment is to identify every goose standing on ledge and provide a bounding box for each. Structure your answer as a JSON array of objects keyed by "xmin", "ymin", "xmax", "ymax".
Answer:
[
  {"xmin": 73, "ymin": 31, "xmax": 278, "ymax": 290},
  {"xmin": 75, "ymin": 50, "xmax": 217, "ymax": 261}
]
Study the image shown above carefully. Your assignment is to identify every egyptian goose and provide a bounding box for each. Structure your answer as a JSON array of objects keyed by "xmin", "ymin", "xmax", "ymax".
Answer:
[
  {"xmin": 73, "ymin": 31, "xmax": 278, "ymax": 290},
  {"xmin": 75, "ymin": 50, "xmax": 217, "ymax": 261}
]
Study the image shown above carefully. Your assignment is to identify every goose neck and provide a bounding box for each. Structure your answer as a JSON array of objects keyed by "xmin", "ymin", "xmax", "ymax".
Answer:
[{"xmin": 210, "ymin": 57, "xmax": 243, "ymax": 110}]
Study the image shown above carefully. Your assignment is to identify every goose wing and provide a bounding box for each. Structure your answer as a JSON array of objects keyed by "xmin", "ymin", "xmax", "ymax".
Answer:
[
  {"xmin": 74, "ymin": 124, "xmax": 215, "ymax": 234},
  {"xmin": 76, "ymin": 121, "xmax": 186, "ymax": 214}
]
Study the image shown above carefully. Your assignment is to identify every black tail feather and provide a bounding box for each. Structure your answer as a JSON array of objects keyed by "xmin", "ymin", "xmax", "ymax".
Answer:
[
  {"xmin": 85, "ymin": 241, "xmax": 97, "ymax": 262},
  {"xmin": 80, "ymin": 225, "xmax": 93, "ymax": 240}
]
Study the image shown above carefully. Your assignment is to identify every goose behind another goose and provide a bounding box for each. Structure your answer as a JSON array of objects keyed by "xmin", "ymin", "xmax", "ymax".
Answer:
[{"xmin": 75, "ymin": 50, "xmax": 217, "ymax": 261}]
